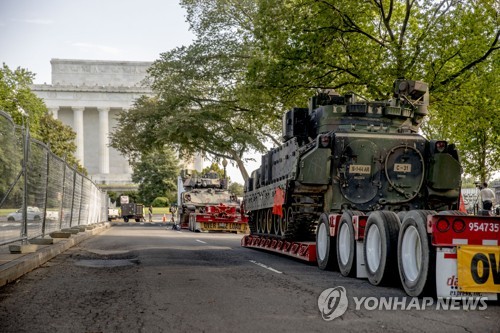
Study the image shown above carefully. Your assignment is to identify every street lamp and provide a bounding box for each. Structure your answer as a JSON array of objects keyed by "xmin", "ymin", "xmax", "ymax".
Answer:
[{"xmin": 222, "ymin": 158, "xmax": 228, "ymax": 189}]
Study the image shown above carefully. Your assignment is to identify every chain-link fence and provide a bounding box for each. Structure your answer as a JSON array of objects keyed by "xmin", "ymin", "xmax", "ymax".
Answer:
[{"xmin": 0, "ymin": 110, "xmax": 107, "ymax": 246}]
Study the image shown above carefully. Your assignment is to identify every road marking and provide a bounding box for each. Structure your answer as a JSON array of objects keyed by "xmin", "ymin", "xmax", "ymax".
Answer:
[
  {"xmin": 196, "ymin": 239, "xmax": 208, "ymax": 244},
  {"xmin": 249, "ymin": 260, "xmax": 282, "ymax": 274}
]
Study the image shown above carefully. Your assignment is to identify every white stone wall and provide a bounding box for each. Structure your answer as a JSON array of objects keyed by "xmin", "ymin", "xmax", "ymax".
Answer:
[
  {"xmin": 31, "ymin": 59, "xmax": 153, "ymax": 185},
  {"xmin": 50, "ymin": 59, "xmax": 151, "ymax": 87}
]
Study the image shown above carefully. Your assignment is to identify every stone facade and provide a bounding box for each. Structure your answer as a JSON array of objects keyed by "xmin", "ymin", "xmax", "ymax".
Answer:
[{"xmin": 31, "ymin": 59, "xmax": 153, "ymax": 185}]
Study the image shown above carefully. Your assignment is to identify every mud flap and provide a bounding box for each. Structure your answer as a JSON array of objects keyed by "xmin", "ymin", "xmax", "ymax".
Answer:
[
  {"xmin": 435, "ymin": 247, "xmax": 497, "ymax": 300},
  {"xmin": 356, "ymin": 241, "xmax": 367, "ymax": 278}
]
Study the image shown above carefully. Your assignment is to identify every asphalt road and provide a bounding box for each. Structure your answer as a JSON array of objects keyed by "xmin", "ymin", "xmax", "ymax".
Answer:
[{"xmin": 0, "ymin": 223, "xmax": 498, "ymax": 333}]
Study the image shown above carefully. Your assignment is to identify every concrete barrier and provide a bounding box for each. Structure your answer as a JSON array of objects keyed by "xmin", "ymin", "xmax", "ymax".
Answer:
[{"xmin": 0, "ymin": 222, "xmax": 110, "ymax": 287}]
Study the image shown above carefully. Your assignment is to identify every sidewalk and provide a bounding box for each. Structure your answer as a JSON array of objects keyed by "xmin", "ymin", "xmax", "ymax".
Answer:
[{"xmin": 0, "ymin": 222, "xmax": 110, "ymax": 288}]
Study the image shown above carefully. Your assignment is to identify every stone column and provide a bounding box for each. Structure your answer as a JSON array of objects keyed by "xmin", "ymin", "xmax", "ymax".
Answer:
[
  {"xmin": 73, "ymin": 107, "xmax": 85, "ymax": 166},
  {"xmin": 49, "ymin": 107, "xmax": 59, "ymax": 119},
  {"xmin": 121, "ymin": 108, "xmax": 134, "ymax": 175},
  {"xmin": 98, "ymin": 107, "xmax": 110, "ymax": 174},
  {"xmin": 194, "ymin": 152, "xmax": 203, "ymax": 172}
]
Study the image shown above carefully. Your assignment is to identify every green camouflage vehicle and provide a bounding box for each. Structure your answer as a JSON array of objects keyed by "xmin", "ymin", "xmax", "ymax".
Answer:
[{"xmin": 242, "ymin": 80, "xmax": 497, "ymax": 299}]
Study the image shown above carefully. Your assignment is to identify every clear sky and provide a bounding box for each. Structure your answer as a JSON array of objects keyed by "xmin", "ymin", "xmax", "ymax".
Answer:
[
  {"xmin": 0, "ymin": 0, "xmax": 258, "ymax": 184},
  {"xmin": 0, "ymin": 0, "xmax": 194, "ymax": 84}
]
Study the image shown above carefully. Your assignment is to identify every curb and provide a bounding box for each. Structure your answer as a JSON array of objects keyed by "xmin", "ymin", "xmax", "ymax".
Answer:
[{"xmin": 0, "ymin": 222, "xmax": 110, "ymax": 287}]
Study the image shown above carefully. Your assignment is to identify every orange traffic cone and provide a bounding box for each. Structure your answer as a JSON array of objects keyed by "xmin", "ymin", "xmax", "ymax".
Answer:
[
  {"xmin": 459, "ymin": 193, "xmax": 467, "ymax": 213},
  {"xmin": 162, "ymin": 214, "xmax": 166, "ymax": 223}
]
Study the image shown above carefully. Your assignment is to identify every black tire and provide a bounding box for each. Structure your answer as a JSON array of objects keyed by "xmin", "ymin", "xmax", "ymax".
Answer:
[
  {"xmin": 135, "ymin": 218, "xmax": 140, "ymax": 222},
  {"xmin": 248, "ymin": 211, "xmax": 257, "ymax": 234},
  {"xmin": 398, "ymin": 210, "xmax": 436, "ymax": 297},
  {"xmin": 336, "ymin": 211, "xmax": 360, "ymax": 277},
  {"xmin": 316, "ymin": 214, "xmax": 337, "ymax": 271},
  {"xmin": 33, "ymin": 215, "xmax": 41, "ymax": 222},
  {"xmin": 279, "ymin": 208, "xmax": 286, "ymax": 237},
  {"xmin": 363, "ymin": 211, "xmax": 400, "ymax": 286},
  {"xmin": 265, "ymin": 209, "xmax": 272, "ymax": 235},
  {"xmin": 124, "ymin": 217, "xmax": 129, "ymax": 223},
  {"xmin": 397, "ymin": 211, "xmax": 407, "ymax": 224},
  {"xmin": 7, "ymin": 216, "xmax": 15, "ymax": 222}
]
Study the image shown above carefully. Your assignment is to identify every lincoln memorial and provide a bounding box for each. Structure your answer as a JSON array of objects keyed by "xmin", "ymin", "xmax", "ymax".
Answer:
[{"xmin": 31, "ymin": 59, "xmax": 153, "ymax": 186}]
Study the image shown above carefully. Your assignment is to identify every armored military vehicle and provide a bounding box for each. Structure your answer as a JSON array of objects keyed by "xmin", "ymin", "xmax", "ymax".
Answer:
[
  {"xmin": 245, "ymin": 80, "xmax": 460, "ymax": 240},
  {"xmin": 178, "ymin": 170, "xmax": 248, "ymax": 233},
  {"xmin": 243, "ymin": 80, "xmax": 500, "ymax": 299}
]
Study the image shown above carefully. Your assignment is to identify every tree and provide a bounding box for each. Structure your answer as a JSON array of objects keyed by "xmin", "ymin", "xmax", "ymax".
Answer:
[
  {"xmin": 422, "ymin": 60, "xmax": 500, "ymax": 182},
  {"xmin": 0, "ymin": 63, "xmax": 45, "ymax": 136},
  {"xmin": 228, "ymin": 182, "xmax": 244, "ymax": 197},
  {"xmin": 38, "ymin": 113, "xmax": 86, "ymax": 175},
  {"xmin": 112, "ymin": 0, "xmax": 499, "ymax": 183},
  {"xmin": 248, "ymin": 0, "xmax": 499, "ymax": 181},
  {"xmin": 200, "ymin": 162, "xmax": 225, "ymax": 178},
  {"xmin": 249, "ymin": 0, "xmax": 499, "ymax": 97},
  {"xmin": 111, "ymin": 1, "xmax": 282, "ymax": 183},
  {"xmin": 0, "ymin": 63, "xmax": 85, "ymax": 173},
  {"xmin": 130, "ymin": 146, "xmax": 180, "ymax": 205}
]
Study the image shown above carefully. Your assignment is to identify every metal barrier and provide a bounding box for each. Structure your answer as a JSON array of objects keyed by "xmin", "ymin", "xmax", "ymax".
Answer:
[{"xmin": 0, "ymin": 110, "xmax": 107, "ymax": 246}]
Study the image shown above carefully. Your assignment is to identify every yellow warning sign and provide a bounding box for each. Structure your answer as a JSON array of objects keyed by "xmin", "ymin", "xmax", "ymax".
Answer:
[{"xmin": 457, "ymin": 245, "xmax": 500, "ymax": 293}]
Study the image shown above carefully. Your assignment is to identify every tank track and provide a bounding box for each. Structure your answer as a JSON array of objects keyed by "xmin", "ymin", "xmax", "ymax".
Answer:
[
  {"xmin": 284, "ymin": 212, "xmax": 318, "ymax": 241},
  {"xmin": 249, "ymin": 192, "xmax": 323, "ymax": 241},
  {"xmin": 248, "ymin": 212, "xmax": 257, "ymax": 234}
]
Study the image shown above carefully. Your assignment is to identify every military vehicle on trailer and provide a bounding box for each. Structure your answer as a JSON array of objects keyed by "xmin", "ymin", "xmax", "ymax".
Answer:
[{"xmin": 243, "ymin": 80, "xmax": 500, "ymax": 299}]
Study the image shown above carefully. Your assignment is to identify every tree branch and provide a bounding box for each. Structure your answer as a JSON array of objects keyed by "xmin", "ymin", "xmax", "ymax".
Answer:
[
  {"xmin": 438, "ymin": 29, "xmax": 500, "ymax": 88},
  {"xmin": 317, "ymin": 0, "xmax": 388, "ymax": 48}
]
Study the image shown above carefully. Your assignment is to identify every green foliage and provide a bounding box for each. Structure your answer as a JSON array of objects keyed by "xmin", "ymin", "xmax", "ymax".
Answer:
[
  {"xmin": 0, "ymin": 114, "xmax": 23, "ymax": 207},
  {"xmin": 0, "ymin": 63, "xmax": 45, "ymax": 136},
  {"xmin": 117, "ymin": 191, "xmax": 139, "ymax": 207},
  {"xmin": 152, "ymin": 197, "xmax": 169, "ymax": 207},
  {"xmin": 38, "ymin": 113, "xmax": 86, "ymax": 174},
  {"xmin": 247, "ymin": 0, "xmax": 499, "ymax": 181},
  {"xmin": 111, "ymin": 1, "xmax": 281, "ymax": 182},
  {"xmin": 201, "ymin": 162, "xmax": 225, "ymax": 178},
  {"xmin": 0, "ymin": 63, "xmax": 84, "ymax": 173},
  {"xmin": 422, "ymin": 61, "xmax": 499, "ymax": 182},
  {"xmin": 228, "ymin": 182, "xmax": 244, "ymax": 197},
  {"xmin": 107, "ymin": 191, "xmax": 119, "ymax": 204},
  {"xmin": 131, "ymin": 146, "xmax": 180, "ymax": 205},
  {"xmin": 111, "ymin": 0, "xmax": 499, "ymax": 183}
]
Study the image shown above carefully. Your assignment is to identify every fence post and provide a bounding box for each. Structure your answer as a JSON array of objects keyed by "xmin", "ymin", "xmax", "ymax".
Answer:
[
  {"xmin": 58, "ymin": 160, "xmax": 67, "ymax": 230},
  {"xmin": 77, "ymin": 177, "xmax": 83, "ymax": 226},
  {"xmin": 21, "ymin": 123, "xmax": 30, "ymax": 242},
  {"xmin": 69, "ymin": 168, "xmax": 77, "ymax": 227},
  {"xmin": 41, "ymin": 146, "xmax": 50, "ymax": 237}
]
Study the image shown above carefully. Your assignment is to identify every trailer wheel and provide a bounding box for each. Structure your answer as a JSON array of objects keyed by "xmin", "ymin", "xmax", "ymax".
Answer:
[
  {"xmin": 316, "ymin": 214, "xmax": 337, "ymax": 271},
  {"xmin": 273, "ymin": 213, "xmax": 280, "ymax": 236},
  {"xmin": 188, "ymin": 216, "xmax": 193, "ymax": 231},
  {"xmin": 364, "ymin": 211, "xmax": 400, "ymax": 285},
  {"xmin": 265, "ymin": 209, "xmax": 272, "ymax": 234},
  {"xmin": 278, "ymin": 208, "xmax": 286, "ymax": 237},
  {"xmin": 398, "ymin": 210, "xmax": 436, "ymax": 297},
  {"xmin": 124, "ymin": 217, "xmax": 129, "ymax": 223},
  {"xmin": 397, "ymin": 211, "xmax": 407, "ymax": 224},
  {"xmin": 280, "ymin": 209, "xmax": 286, "ymax": 236},
  {"xmin": 256, "ymin": 210, "xmax": 262, "ymax": 234},
  {"xmin": 337, "ymin": 211, "xmax": 359, "ymax": 277}
]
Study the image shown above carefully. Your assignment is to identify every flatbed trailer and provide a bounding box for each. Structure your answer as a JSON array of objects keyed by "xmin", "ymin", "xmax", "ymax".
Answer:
[
  {"xmin": 242, "ymin": 210, "xmax": 500, "ymax": 299},
  {"xmin": 241, "ymin": 235, "xmax": 316, "ymax": 262},
  {"xmin": 188, "ymin": 204, "xmax": 249, "ymax": 233}
]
